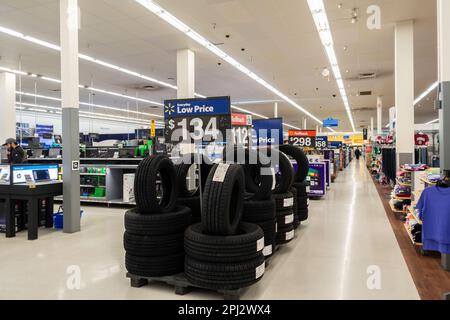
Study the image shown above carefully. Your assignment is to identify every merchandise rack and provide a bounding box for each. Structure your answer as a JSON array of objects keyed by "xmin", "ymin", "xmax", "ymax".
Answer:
[
  {"xmin": 408, "ymin": 205, "xmax": 423, "ymax": 225},
  {"xmin": 389, "ymin": 200, "xmax": 407, "ymax": 214},
  {"xmin": 403, "ymin": 223, "xmax": 423, "ymax": 247},
  {"xmin": 28, "ymin": 158, "xmax": 141, "ymax": 206}
]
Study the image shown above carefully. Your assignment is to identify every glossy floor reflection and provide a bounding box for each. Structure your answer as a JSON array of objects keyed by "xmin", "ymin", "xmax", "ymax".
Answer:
[{"xmin": 0, "ymin": 159, "xmax": 419, "ymax": 300}]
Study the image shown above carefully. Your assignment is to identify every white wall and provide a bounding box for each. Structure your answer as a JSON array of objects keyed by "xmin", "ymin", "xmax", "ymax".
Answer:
[{"xmin": 16, "ymin": 111, "xmax": 141, "ymax": 135}]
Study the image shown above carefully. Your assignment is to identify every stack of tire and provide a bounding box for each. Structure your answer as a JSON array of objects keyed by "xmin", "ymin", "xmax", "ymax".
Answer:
[
  {"xmin": 271, "ymin": 148, "xmax": 296, "ymax": 245},
  {"xmin": 184, "ymin": 163, "xmax": 266, "ymax": 290},
  {"xmin": 174, "ymin": 153, "xmax": 214, "ymax": 223},
  {"xmin": 279, "ymin": 145, "xmax": 310, "ymax": 224},
  {"xmin": 124, "ymin": 155, "xmax": 192, "ymax": 277},
  {"xmin": 225, "ymin": 147, "xmax": 276, "ymax": 259}
]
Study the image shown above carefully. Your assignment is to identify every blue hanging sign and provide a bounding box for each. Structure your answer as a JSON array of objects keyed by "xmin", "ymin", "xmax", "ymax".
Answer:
[{"xmin": 323, "ymin": 118, "xmax": 339, "ymax": 127}]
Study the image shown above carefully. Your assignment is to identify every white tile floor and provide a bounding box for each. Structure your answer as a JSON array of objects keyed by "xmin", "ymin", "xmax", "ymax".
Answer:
[{"xmin": 0, "ymin": 159, "xmax": 420, "ymax": 300}]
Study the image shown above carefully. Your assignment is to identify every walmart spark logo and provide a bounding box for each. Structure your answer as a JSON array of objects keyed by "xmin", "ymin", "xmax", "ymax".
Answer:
[{"xmin": 165, "ymin": 103, "xmax": 175, "ymax": 116}]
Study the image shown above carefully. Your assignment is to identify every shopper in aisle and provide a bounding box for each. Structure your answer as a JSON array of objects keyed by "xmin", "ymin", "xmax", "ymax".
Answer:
[
  {"xmin": 354, "ymin": 148, "xmax": 362, "ymax": 160},
  {"xmin": 2, "ymin": 138, "xmax": 27, "ymax": 164}
]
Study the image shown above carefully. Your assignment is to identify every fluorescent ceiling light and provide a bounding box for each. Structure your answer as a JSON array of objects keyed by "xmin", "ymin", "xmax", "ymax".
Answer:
[
  {"xmin": 134, "ymin": 0, "xmax": 332, "ymax": 132},
  {"xmin": 307, "ymin": 0, "xmax": 356, "ymax": 133},
  {"xmin": 16, "ymin": 91, "xmax": 163, "ymax": 118},
  {"xmin": 0, "ymin": 26, "xmax": 305, "ymax": 129},
  {"xmin": 232, "ymin": 99, "xmax": 283, "ymax": 105},
  {"xmin": 414, "ymin": 81, "xmax": 438, "ymax": 106},
  {"xmin": 16, "ymin": 102, "xmax": 164, "ymax": 126},
  {"xmin": 425, "ymin": 118, "xmax": 439, "ymax": 125}
]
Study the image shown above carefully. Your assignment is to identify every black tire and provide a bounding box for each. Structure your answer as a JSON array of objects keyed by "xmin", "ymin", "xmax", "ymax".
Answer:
[
  {"xmin": 242, "ymin": 198, "xmax": 276, "ymax": 222},
  {"xmin": 125, "ymin": 252, "xmax": 184, "ymax": 277},
  {"xmin": 184, "ymin": 223, "xmax": 264, "ymax": 263},
  {"xmin": 124, "ymin": 206, "xmax": 192, "ymax": 236},
  {"xmin": 176, "ymin": 196, "xmax": 201, "ymax": 223},
  {"xmin": 185, "ymin": 255, "xmax": 265, "ymax": 290},
  {"xmin": 124, "ymin": 231, "xmax": 184, "ymax": 257},
  {"xmin": 263, "ymin": 242, "xmax": 275, "ymax": 258},
  {"xmin": 174, "ymin": 153, "xmax": 215, "ymax": 197},
  {"xmin": 202, "ymin": 164, "xmax": 245, "ymax": 235},
  {"xmin": 293, "ymin": 181, "xmax": 310, "ymax": 197},
  {"xmin": 276, "ymin": 209, "xmax": 294, "ymax": 228},
  {"xmin": 298, "ymin": 208, "xmax": 309, "ymax": 222},
  {"xmin": 134, "ymin": 155, "xmax": 178, "ymax": 214},
  {"xmin": 270, "ymin": 149, "xmax": 294, "ymax": 194},
  {"xmin": 273, "ymin": 192, "xmax": 294, "ymax": 211},
  {"xmin": 279, "ymin": 145, "xmax": 309, "ymax": 183},
  {"xmin": 252, "ymin": 219, "xmax": 276, "ymax": 245},
  {"xmin": 223, "ymin": 146, "xmax": 274, "ymax": 201},
  {"xmin": 293, "ymin": 214, "xmax": 300, "ymax": 229},
  {"xmin": 297, "ymin": 195, "xmax": 309, "ymax": 210},
  {"xmin": 276, "ymin": 225, "xmax": 295, "ymax": 245}
]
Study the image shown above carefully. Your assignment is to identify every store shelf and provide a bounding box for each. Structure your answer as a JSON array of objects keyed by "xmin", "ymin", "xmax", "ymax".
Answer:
[
  {"xmin": 80, "ymin": 173, "xmax": 106, "ymax": 176},
  {"xmin": 80, "ymin": 185, "xmax": 106, "ymax": 188},
  {"xmin": 396, "ymin": 178, "xmax": 412, "ymax": 187},
  {"xmin": 420, "ymin": 177, "xmax": 437, "ymax": 186},
  {"xmin": 403, "ymin": 223, "xmax": 423, "ymax": 246},
  {"xmin": 389, "ymin": 200, "xmax": 407, "ymax": 213},
  {"xmin": 408, "ymin": 206, "xmax": 423, "ymax": 225},
  {"xmin": 392, "ymin": 195, "xmax": 412, "ymax": 201}
]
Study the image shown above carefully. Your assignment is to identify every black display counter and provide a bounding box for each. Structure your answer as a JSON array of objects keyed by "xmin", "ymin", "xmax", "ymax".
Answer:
[{"xmin": 0, "ymin": 181, "xmax": 62, "ymax": 240}]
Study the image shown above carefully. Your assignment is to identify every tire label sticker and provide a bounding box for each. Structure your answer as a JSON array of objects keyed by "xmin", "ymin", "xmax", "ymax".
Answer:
[
  {"xmin": 275, "ymin": 223, "xmax": 278, "ymax": 233},
  {"xmin": 257, "ymin": 237, "xmax": 264, "ymax": 252},
  {"xmin": 263, "ymin": 245, "xmax": 273, "ymax": 256},
  {"xmin": 306, "ymin": 186, "xmax": 310, "ymax": 193},
  {"xmin": 284, "ymin": 197, "xmax": 294, "ymax": 207},
  {"xmin": 285, "ymin": 230, "xmax": 295, "ymax": 241},
  {"xmin": 285, "ymin": 214, "xmax": 294, "ymax": 224},
  {"xmin": 255, "ymin": 263, "xmax": 265, "ymax": 279},
  {"xmin": 212, "ymin": 163, "xmax": 230, "ymax": 183},
  {"xmin": 307, "ymin": 198, "xmax": 310, "ymax": 206}
]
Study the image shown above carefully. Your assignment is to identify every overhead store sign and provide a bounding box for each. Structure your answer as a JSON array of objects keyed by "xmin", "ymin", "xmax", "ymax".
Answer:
[
  {"xmin": 288, "ymin": 130, "xmax": 317, "ymax": 148},
  {"xmin": 322, "ymin": 118, "xmax": 339, "ymax": 127},
  {"xmin": 315, "ymin": 136, "xmax": 328, "ymax": 149},
  {"xmin": 231, "ymin": 113, "xmax": 252, "ymax": 126},
  {"xmin": 164, "ymin": 96, "xmax": 232, "ymax": 143},
  {"xmin": 252, "ymin": 118, "xmax": 283, "ymax": 146}
]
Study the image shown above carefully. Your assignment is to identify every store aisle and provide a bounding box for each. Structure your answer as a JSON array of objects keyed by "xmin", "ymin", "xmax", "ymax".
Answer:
[
  {"xmin": 0, "ymin": 159, "xmax": 419, "ymax": 300},
  {"xmin": 245, "ymin": 158, "xmax": 420, "ymax": 300}
]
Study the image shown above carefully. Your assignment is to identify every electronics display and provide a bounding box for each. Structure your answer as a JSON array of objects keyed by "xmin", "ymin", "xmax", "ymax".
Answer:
[
  {"xmin": 119, "ymin": 148, "xmax": 135, "ymax": 158},
  {"xmin": 0, "ymin": 165, "xmax": 10, "ymax": 185},
  {"xmin": 32, "ymin": 149, "xmax": 44, "ymax": 158},
  {"xmin": 12, "ymin": 164, "xmax": 59, "ymax": 184},
  {"xmin": 1, "ymin": 147, "xmax": 8, "ymax": 163},
  {"xmin": 48, "ymin": 148, "xmax": 61, "ymax": 158}
]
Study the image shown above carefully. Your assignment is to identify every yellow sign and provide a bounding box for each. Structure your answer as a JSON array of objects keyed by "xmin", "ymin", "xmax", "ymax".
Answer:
[
  {"xmin": 328, "ymin": 134, "xmax": 363, "ymax": 145},
  {"xmin": 150, "ymin": 120, "xmax": 156, "ymax": 138}
]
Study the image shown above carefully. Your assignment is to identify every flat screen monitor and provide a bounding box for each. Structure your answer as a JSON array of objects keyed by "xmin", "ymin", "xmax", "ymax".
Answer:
[
  {"xmin": 28, "ymin": 137, "xmax": 41, "ymax": 148},
  {"xmin": 33, "ymin": 169, "xmax": 50, "ymax": 181},
  {"xmin": 48, "ymin": 148, "xmax": 61, "ymax": 158},
  {"xmin": 119, "ymin": 148, "xmax": 135, "ymax": 158},
  {"xmin": 33, "ymin": 149, "xmax": 44, "ymax": 158}
]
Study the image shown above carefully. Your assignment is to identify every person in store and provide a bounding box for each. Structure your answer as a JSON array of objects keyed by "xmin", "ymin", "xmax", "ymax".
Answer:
[
  {"xmin": 2, "ymin": 138, "xmax": 27, "ymax": 164},
  {"xmin": 355, "ymin": 147, "xmax": 362, "ymax": 160}
]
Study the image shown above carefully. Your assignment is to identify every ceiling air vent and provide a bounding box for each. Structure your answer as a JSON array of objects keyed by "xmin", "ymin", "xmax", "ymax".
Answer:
[
  {"xmin": 359, "ymin": 91, "xmax": 372, "ymax": 96},
  {"xmin": 358, "ymin": 72, "xmax": 377, "ymax": 79}
]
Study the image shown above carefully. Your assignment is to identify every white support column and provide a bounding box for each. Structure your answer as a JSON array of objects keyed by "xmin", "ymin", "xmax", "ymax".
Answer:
[
  {"xmin": 274, "ymin": 102, "xmax": 278, "ymax": 118},
  {"xmin": 303, "ymin": 117, "xmax": 307, "ymax": 130},
  {"xmin": 0, "ymin": 72, "xmax": 16, "ymax": 143},
  {"xmin": 60, "ymin": 0, "xmax": 80, "ymax": 233},
  {"xmin": 177, "ymin": 49, "xmax": 195, "ymax": 99},
  {"xmin": 395, "ymin": 20, "xmax": 415, "ymax": 167},
  {"xmin": 316, "ymin": 125, "xmax": 319, "ymax": 134},
  {"xmin": 437, "ymin": 0, "xmax": 450, "ymax": 272},
  {"xmin": 370, "ymin": 117, "xmax": 374, "ymax": 140},
  {"xmin": 377, "ymin": 96, "xmax": 383, "ymax": 135}
]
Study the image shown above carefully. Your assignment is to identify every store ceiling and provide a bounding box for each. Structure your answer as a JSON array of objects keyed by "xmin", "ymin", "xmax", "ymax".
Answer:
[{"xmin": 0, "ymin": 0, "xmax": 439, "ymax": 131}]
